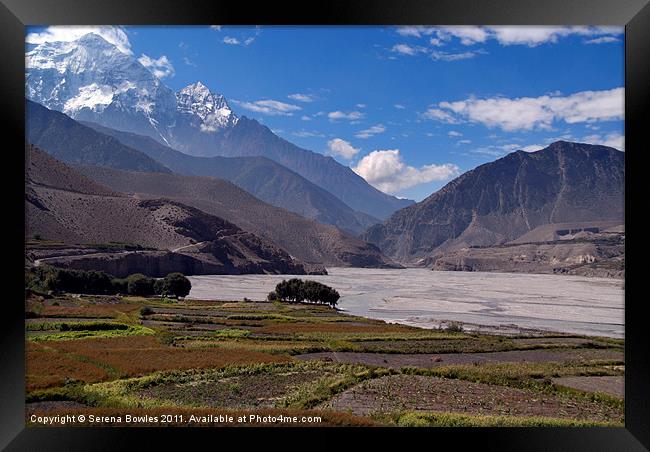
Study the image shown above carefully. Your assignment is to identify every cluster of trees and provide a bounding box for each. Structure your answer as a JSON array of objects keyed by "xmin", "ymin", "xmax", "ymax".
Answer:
[
  {"xmin": 268, "ymin": 278, "xmax": 340, "ymax": 307},
  {"xmin": 26, "ymin": 266, "xmax": 191, "ymax": 298}
]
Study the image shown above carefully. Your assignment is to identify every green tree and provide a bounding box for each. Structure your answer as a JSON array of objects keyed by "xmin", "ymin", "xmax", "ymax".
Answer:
[
  {"xmin": 127, "ymin": 273, "xmax": 155, "ymax": 296},
  {"xmin": 157, "ymin": 273, "xmax": 192, "ymax": 298}
]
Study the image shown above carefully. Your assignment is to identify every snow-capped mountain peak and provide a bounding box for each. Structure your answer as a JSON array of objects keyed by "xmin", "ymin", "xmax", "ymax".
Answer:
[
  {"xmin": 176, "ymin": 82, "xmax": 238, "ymax": 132},
  {"xmin": 26, "ymin": 31, "xmax": 238, "ymax": 148}
]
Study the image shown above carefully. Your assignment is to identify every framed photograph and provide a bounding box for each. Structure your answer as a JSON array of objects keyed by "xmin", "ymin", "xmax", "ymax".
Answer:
[{"xmin": 2, "ymin": 0, "xmax": 648, "ymax": 448}]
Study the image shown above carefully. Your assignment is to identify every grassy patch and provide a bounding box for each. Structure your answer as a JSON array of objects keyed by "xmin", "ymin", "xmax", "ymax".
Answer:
[
  {"xmin": 386, "ymin": 411, "xmax": 622, "ymax": 427},
  {"xmin": 28, "ymin": 323, "xmax": 154, "ymax": 342}
]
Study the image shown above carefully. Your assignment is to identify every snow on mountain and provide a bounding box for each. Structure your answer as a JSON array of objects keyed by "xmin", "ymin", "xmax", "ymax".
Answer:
[
  {"xmin": 26, "ymin": 32, "xmax": 236, "ymax": 146},
  {"xmin": 176, "ymin": 81, "xmax": 238, "ymax": 132}
]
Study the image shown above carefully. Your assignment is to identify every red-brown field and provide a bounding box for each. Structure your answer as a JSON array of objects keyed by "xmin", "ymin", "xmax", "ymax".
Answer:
[{"xmin": 27, "ymin": 335, "xmax": 290, "ymax": 390}]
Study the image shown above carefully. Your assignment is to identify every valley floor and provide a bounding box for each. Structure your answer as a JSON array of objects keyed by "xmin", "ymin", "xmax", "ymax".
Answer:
[
  {"xmin": 188, "ymin": 268, "xmax": 625, "ymax": 338},
  {"xmin": 25, "ymin": 292, "xmax": 624, "ymax": 427}
]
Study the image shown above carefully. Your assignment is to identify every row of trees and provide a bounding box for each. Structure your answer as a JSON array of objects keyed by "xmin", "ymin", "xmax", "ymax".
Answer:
[
  {"xmin": 26, "ymin": 266, "xmax": 191, "ymax": 298},
  {"xmin": 268, "ymin": 278, "xmax": 340, "ymax": 307}
]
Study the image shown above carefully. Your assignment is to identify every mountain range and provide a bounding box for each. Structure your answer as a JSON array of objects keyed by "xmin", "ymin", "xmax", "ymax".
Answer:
[
  {"xmin": 26, "ymin": 32, "xmax": 412, "ymax": 221},
  {"xmin": 77, "ymin": 118, "xmax": 380, "ymax": 235},
  {"xmin": 25, "ymin": 101, "xmax": 396, "ymax": 268},
  {"xmin": 363, "ymin": 141, "xmax": 625, "ymax": 265}
]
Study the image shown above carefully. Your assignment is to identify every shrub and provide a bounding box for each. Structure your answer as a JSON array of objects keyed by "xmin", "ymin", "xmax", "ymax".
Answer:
[
  {"xmin": 274, "ymin": 279, "xmax": 339, "ymax": 307},
  {"xmin": 267, "ymin": 291, "xmax": 278, "ymax": 301},
  {"xmin": 111, "ymin": 278, "xmax": 128, "ymax": 294},
  {"xmin": 127, "ymin": 274, "xmax": 155, "ymax": 296},
  {"xmin": 140, "ymin": 306, "xmax": 154, "ymax": 316},
  {"xmin": 26, "ymin": 266, "xmax": 114, "ymax": 295},
  {"xmin": 153, "ymin": 273, "xmax": 191, "ymax": 298},
  {"xmin": 25, "ymin": 266, "xmax": 191, "ymax": 299},
  {"xmin": 444, "ymin": 322, "xmax": 464, "ymax": 333}
]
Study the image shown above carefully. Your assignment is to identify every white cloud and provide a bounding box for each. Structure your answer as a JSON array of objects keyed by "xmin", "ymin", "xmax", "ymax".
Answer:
[
  {"xmin": 183, "ymin": 56, "xmax": 197, "ymax": 67},
  {"xmin": 391, "ymin": 43, "xmax": 427, "ymax": 56},
  {"xmin": 328, "ymin": 110, "xmax": 365, "ymax": 121},
  {"xmin": 223, "ymin": 36, "xmax": 241, "ymax": 45},
  {"xmin": 422, "ymin": 108, "xmax": 459, "ymax": 124},
  {"xmin": 301, "ymin": 115, "xmax": 312, "ymax": 121},
  {"xmin": 210, "ymin": 25, "xmax": 222, "ymax": 31},
  {"xmin": 25, "ymin": 26, "xmax": 132, "ymax": 54},
  {"xmin": 327, "ymin": 139, "xmax": 360, "ymax": 159},
  {"xmin": 395, "ymin": 26, "xmax": 438, "ymax": 38},
  {"xmin": 429, "ymin": 88, "xmax": 623, "ymax": 131},
  {"xmin": 430, "ymin": 50, "xmax": 482, "ymax": 61},
  {"xmin": 581, "ymin": 133, "xmax": 625, "ymax": 151},
  {"xmin": 584, "ymin": 36, "xmax": 620, "ymax": 44},
  {"xmin": 394, "ymin": 104, "xmax": 406, "ymax": 109},
  {"xmin": 448, "ymin": 131, "xmax": 462, "ymax": 137},
  {"xmin": 292, "ymin": 130, "xmax": 325, "ymax": 138},
  {"xmin": 355, "ymin": 124, "xmax": 386, "ymax": 139},
  {"xmin": 436, "ymin": 26, "xmax": 489, "ymax": 45},
  {"xmin": 458, "ymin": 139, "xmax": 472, "ymax": 144},
  {"xmin": 520, "ymin": 144, "xmax": 546, "ymax": 152},
  {"xmin": 486, "ymin": 26, "xmax": 622, "ymax": 47},
  {"xmin": 288, "ymin": 93, "xmax": 316, "ymax": 102},
  {"xmin": 356, "ymin": 103, "xmax": 367, "ymax": 108},
  {"xmin": 393, "ymin": 25, "xmax": 623, "ymax": 48},
  {"xmin": 353, "ymin": 149, "xmax": 460, "ymax": 193},
  {"xmin": 138, "ymin": 54, "xmax": 175, "ymax": 79},
  {"xmin": 233, "ymin": 99, "xmax": 301, "ymax": 116}
]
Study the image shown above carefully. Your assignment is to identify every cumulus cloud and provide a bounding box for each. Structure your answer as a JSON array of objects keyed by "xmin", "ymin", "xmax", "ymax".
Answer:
[
  {"xmin": 427, "ymin": 88, "xmax": 623, "ymax": 131},
  {"xmin": 394, "ymin": 104, "xmax": 406, "ymax": 109},
  {"xmin": 448, "ymin": 131, "xmax": 462, "ymax": 137},
  {"xmin": 353, "ymin": 149, "xmax": 460, "ymax": 193},
  {"xmin": 138, "ymin": 54, "xmax": 175, "ymax": 79},
  {"xmin": 355, "ymin": 124, "xmax": 386, "ymax": 139},
  {"xmin": 327, "ymin": 139, "xmax": 360, "ymax": 159},
  {"xmin": 233, "ymin": 99, "xmax": 301, "ymax": 116},
  {"xmin": 328, "ymin": 110, "xmax": 365, "ymax": 121},
  {"xmin": 210, "ymin": 25, "xmax": 222, "ymax": 31},
  {"xmin": 288, "ymin": 93, "xmax": 316, "ymax": 102},
  {"xmin": 26, "ymin": 25, "xmax": 132, "ymax": 54}
]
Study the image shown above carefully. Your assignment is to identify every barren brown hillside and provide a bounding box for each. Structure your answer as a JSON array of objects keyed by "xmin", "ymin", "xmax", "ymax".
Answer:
[
  {"xmin": 75, "ymin": 165, "xmax": 398, "ymax": 268},
  {"xmin": 25, "ymin": 145, "xmax": 310, "ymax": 276}
]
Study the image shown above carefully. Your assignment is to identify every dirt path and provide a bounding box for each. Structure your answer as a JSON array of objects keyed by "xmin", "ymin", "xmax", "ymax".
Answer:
[
  {"xmin": 172, "ymin": 242, "xmax": 209, "ymax": 253},
  {"xmin": 552, "ymin": 376, "xmax": 624, "ymax": 398},
  {"xmin": 295, "ymin": 348, "xmax": 623, "ymax": 368}
]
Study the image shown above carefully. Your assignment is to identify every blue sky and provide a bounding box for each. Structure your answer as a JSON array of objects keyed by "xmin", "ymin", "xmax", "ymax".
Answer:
[{"xmin": 27, "ymin": 25, "xmax": 625, "ymax": 201}]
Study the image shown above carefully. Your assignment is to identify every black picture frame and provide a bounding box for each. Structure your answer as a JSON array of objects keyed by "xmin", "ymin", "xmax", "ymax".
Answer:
[{"xmin": 2, "ymin": 0, "xmax": 648, "ymax": 449}]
